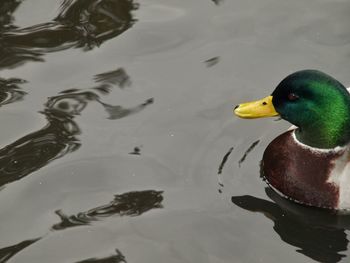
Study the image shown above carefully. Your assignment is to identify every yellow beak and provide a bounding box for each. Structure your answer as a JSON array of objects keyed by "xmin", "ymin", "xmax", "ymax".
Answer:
[{"xmin": 234, "ymin": 95, "xmax": 279, "ymax": 119}]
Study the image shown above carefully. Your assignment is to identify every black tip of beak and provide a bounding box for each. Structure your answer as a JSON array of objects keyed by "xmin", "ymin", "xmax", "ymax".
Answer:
[{"xmin": 234, "ymin": 105, "xmax": 239, "ymax": 110}]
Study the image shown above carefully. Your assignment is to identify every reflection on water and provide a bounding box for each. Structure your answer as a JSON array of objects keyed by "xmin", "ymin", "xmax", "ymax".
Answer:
[
  {"xmin": 3, "ymin": 0, "xmax": 348, "ymax": 262},
  {"xmin": 0, "ymin": 0, "xmax": 22, "ymax": 33},
  {"xmin": 0, "ymin": 68, "xmax": 152, "ymax": 188},
  {"xmin": 217, "ymin": 146, "xmax": 233, "ymax": 193},
  {"xmin": 94, "ymin": 68, "xmax": 131, "ymax": 89},
  {"xmin": 211, "ymin": 0, "xmax": 223, "ymax": 6},
  {"xmin": 129, "ymin": 146, "xmax": 141, "ymax": 155},
  {"xmin": 238, "ymin": 140, "xmax": 259, "ymax": 167},
  {"xmin": 75, "ymin": 249, "xmax": 126, "ymax": 263},
  {"xmin": 52, "ymin": 190, "xmax": 164, "ymax": 230},
  {"xmin": 0, "ymin": 77, "xmax": 27, "ymax": 106},
  {"xmin": 0, "ymin": 99, "xmax": 81, "ymax": 187},
  {"xmin": 0, "ymin": 0, "xmax": 138, "ymax": 69},
  {"xmin": 204, "ymin": 57, "xmax": 220, "ymax": 68},
  {"xmin": 218, "ymin": 146, "xmax": 234, "ymax": 175},
  {"xmin": 0, "ymin": 190, "xmax": 162, "ymax": 262},
  {"xmin": 100, "ymin": 98, "xmax": 154, "ymax": 120},
  {"xmin": 232, "ymin": 187, "xmax": 349, "ymax": 263},
  {"xmin": 0, "ymin": 238, "xmax": 41, "ymax": 263}
]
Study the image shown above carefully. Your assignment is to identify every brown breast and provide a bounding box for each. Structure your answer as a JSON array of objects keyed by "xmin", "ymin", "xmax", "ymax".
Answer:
[{"xmin": 262, "ymin": 130, "xmax": 345, "ymax": 209}]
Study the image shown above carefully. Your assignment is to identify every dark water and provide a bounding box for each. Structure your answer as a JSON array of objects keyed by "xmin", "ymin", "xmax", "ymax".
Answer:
[{"xmin": 0, "ymin": 0, "xmax": 350, "ymax": 262}]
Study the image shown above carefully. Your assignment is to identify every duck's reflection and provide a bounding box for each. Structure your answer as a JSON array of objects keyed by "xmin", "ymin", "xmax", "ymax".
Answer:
[
  {"xmin": 52, "ymin": 190, "xmax": 163, "ymax": 230},
  {"xmin": 75, "ymin": 249, "xmax": 126, "ymax": 263},
  {"xmin": 0, "ymin": 0, "xmax": 138, "ymax": 69},
  {"xmin": 0, "ymin": 68, "xmax": 153, "ymax": 189},
  {"xmin": 232, "ymin": 187, "xmax": 349, "ymax": 262}
]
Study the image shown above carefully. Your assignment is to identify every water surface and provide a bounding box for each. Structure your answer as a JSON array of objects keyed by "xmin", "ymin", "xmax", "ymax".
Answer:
[{"xmin": 1, "ymin": 0, "xmax": 350, "ymax": 262}]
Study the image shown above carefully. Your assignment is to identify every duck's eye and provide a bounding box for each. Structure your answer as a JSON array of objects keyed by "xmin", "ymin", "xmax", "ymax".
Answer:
[{"xmin": 287, "ymin": 93, "xmax": 299, "ymax": 101}]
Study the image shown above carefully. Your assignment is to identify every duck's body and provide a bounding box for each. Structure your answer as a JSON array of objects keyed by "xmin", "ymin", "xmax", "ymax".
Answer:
[
  {"xmin": 263, "ymin": 129, "xmax": 350, "ymax": 210},
  {"xmin": 234, "ymin": 70, "xmax": 350, "ymax": 210}
]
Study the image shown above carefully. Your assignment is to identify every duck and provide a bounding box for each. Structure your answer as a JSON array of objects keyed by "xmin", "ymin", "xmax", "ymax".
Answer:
[{"xmin": 234, "ymin": 70, "xmax": 350, "ymax": 210}]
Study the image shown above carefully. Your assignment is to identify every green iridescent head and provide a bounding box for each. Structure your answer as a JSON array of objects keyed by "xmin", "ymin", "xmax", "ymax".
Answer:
[{"xmin": 272, "ymin": 70, "xmax": 350, "ymax": 149}]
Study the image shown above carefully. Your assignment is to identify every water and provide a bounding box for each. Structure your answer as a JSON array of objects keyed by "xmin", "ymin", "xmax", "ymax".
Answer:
[{"xmin": 0, "ymin": 0, "xmax": 350, "ymax": 262}]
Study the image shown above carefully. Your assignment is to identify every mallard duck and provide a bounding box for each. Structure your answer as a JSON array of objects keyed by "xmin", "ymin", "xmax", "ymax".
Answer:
[{"xmin": 234, "ymin": 70, "xmax": 350, "ymax": 210}]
